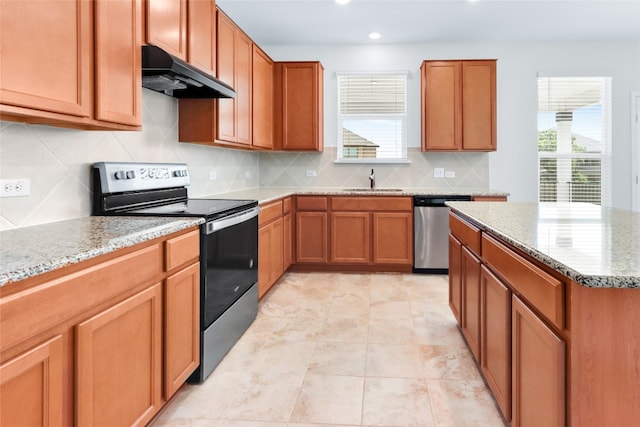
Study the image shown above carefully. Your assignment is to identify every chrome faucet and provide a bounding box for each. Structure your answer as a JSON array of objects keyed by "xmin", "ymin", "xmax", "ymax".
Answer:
[{"xmin": 369, "ymin": 169, "xmax": 375, "ymax": 189}]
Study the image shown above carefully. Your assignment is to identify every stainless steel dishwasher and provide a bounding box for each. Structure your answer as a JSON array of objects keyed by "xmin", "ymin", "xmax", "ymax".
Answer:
[{"xmin": 413, "ymin": 195, "xmax": 472, "ymax": 273}]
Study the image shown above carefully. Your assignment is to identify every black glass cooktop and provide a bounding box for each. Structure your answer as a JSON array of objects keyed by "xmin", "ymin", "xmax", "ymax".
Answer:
[{"xmin": 129, "ymin": 198, "xmax": 257, "ymax": 220}]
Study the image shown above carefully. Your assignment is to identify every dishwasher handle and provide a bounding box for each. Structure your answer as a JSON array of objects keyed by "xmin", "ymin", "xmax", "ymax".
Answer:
[{"xmin": 413, "ymin": 195, "xmax": 472, "ymax": 207}]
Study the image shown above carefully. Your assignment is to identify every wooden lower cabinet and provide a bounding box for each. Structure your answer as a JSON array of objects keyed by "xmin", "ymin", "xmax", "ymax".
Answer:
[
  {"xmin": 76, "ymin": 284, "xmax": 163, "ymax": 427},
  {"xmin": 480, "ymin": 265, "xmax": 511, "ymax": 421},
  {"xmin": 164, "ymin": 262, "xmax": 200, "ymax": 399},
  {"xmin": 448, "ymin": 235, "xmax": 463, "ymax": 324},
  {"xmin": 258, "ymin": 217, "xmax": 284, "ymax": 298},
  {"xmin": 296, "ymin": 211, "xmax": 328, "ymax": 263},
  {"xmin": 461, "ymin": 245, "xmax": 481, "ymax": 361},
  {"xmin": 372, "ymin": 212, "xmax": 412, "ymax": 265},
  {"xmin": 0, "ymin": 335, "xmax": 64, "ymax": 427},
  {"xmin": 330, "ymin": 212, "xmax": 370, "ymax": 264},
  {"xmin": 283, "ymin": 212, "xmax": 292, "ymax": 270},
  {"xmin": 512, "ymin": 295, "xmax": 565, "ymax": 427}
]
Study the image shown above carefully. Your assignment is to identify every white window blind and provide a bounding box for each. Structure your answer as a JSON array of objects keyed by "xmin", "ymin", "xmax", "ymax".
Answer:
[
  {"xmin": 537, "ymin": 77, "xmax": 612, "ymax": 206},
  {"xmin": 337, "ymin": 73, "xmax": 407, "ymax": 162}
]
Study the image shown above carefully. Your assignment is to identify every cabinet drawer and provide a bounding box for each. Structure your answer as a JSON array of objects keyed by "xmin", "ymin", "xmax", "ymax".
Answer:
[
  {"xmin": 331, "ymin": 196, "xmax": 412, "ymax": 211},
  {"xmin": 259, "ymin": 200, "xmax": 283, "ymax": 226},
  {"xmin": 296, "ymin": 196, "xmax": 327, "ymax": 211},
  {"xmin": 449, "ymin": 213, "xmax": 481, "ymax": 254},
  {"xmin": 282, "ymin": 197, "xmax": 293, "ymax": 214},
  {"xmin": 165, "ymin": 229, "xmax": 200, "ymax": 271},
  {"xmin": 482, "ymin": 234, "xmax": 564, "ymax": 329}
]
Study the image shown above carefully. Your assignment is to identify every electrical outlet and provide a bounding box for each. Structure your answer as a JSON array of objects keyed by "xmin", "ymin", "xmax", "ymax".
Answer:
[
  {"xmin": 244, "ymin": 171, "xmax": 252, "ymax": 178},
  {"xmin": 1, "ymin": 179, "xmax": 31, "ymax": 197},
  {"xmin": 434, "ymin": 168, "xmax": 445, "ymax": 178},
  {"xmin": 306, "ymin": 170, "xmax": 317, "ymax": 177},
  {"xmin": 445, "ymin": 170, "xmax": 455, "ymax": 178},
  {"xmin": 208, "ymin": 171, "xmax": 217, "ymax": 180}
]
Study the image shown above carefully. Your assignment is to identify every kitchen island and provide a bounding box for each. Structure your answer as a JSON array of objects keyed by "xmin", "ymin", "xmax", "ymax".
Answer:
[{"xmin": 446, "ymin": 201, "xmax": 639, "ymax": 427}]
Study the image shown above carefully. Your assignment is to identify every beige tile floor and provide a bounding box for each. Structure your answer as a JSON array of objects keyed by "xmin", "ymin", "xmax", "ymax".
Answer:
[{"xmin": 151, "ymin": 272, "xmax": 507, "ymax": 427}]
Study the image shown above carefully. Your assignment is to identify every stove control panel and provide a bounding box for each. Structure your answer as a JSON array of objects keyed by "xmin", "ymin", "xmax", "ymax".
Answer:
[{"xmin": 94, "ymin": 162, "xmax": 190, "ymax": 193}]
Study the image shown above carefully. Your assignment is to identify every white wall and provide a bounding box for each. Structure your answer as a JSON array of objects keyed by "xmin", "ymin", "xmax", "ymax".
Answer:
[{"xmin": 264, "ymin": 40, "xmax": 640, "ymax": 208}]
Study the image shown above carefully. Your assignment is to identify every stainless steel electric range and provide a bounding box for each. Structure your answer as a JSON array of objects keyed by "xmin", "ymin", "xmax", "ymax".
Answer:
[{"xmin": 92, "ymin": 162, "xmax": 258, "ymax": 383}]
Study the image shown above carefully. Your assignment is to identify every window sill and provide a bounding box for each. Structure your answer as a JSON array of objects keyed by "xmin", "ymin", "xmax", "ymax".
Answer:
[{"xmin": 334, "ymin": 158, "xmax": 411, "ymax": 165}]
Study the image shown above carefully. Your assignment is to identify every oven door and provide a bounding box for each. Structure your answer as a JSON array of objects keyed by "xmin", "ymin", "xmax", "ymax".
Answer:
[{"xmin": 202, "ymin": 206, "xmax": 259, "ymax": 329}]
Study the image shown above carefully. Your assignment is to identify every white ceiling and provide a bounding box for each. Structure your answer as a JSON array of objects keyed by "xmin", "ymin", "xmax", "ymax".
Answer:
[{"xmin": 216, "ymin": 0, "xmax": 640, "ymax": 46}]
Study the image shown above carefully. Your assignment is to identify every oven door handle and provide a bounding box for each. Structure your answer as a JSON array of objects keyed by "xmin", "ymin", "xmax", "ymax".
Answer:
[{"xmin": 206, "ymin": 206, "xmax": 260, "ymax": 234}]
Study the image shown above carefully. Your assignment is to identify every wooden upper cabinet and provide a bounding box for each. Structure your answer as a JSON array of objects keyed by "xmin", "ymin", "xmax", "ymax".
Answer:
[
  {"xmin": 421, "ymin": 60, "xmax": 496, "ymax": 152},
  {"xmin": 252, "ymin": 46, "xmax": 274, "ymax": 149},
  {"xmin": 95, "ymin": 0, "xmax": 142, "ymax": 127},
  {"xmin": 0, "ymin": 0, "xmax": 93, "ymax": 118},
  {"xmin": 145, "ymin": 0, "xmax": 188, "ymax": 60},
  {"xmin": 187, "ymin": 0, "xmax": 216, "ymax": 76},
  {"xmin": 215, "ymin": 10, "xmax": 251, "ymax": 146},
  {"xmin": 275, "ymin": 62, "xmax": 324, "ymax": 151}
]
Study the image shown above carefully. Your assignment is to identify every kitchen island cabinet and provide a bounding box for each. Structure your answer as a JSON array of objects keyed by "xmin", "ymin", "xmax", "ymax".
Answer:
[
  {"xmin": 447, "ymin": 201, "xmax": 640, "ymax": 427},
  {"xmin": 0, "ymin": 218, "xmax": 201, "ymax": 427}
]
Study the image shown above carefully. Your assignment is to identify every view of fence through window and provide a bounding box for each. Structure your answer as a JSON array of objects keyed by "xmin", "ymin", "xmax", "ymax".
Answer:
[
  {"xmin": 338, "ymin": 73, "xmax": 407, "ymax": 161},
  {"xmin": 537, "ymin": 77, "xmax": 611, "ymax": 205}
]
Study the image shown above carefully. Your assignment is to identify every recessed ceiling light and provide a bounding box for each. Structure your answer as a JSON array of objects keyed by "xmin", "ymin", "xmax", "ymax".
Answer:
[
  {"xmin": 335, "ymin": 0, "xmax": 351, "ymax": 5},
  {"xmin": 369, "ymin": 32, "xmax": 381, "ymax": 40}
]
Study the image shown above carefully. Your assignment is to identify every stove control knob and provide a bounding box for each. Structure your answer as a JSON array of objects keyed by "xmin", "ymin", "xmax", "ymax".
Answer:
[
  {"xmin": 126, "ymin": 170, "xmax": 135, "ymax": 179},
  {"xmin": 114, "ymin": 171, "xmax": 126, "ymax": 180}
]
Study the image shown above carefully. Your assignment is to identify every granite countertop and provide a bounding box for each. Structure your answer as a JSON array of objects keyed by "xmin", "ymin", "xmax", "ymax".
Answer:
[
  {"xmin": 447, "ymin": 201, "xmax": 640, "ymax": 289},
  {"xmin": 203, "ymin": 187, "xmax": 509, "ymax": 205},
  {"xmin": 0, "ymin": 216, "xmax": 204, "ymax": 287}
]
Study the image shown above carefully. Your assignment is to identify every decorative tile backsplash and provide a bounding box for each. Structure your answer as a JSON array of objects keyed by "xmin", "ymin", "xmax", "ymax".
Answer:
[
  {"xmin": 0, "ymin": 90, "xmax": 259, "ymax": 230},
  {"xmin": 259, "ymin": 147, "xmax": 489, "ymax": 190},
  {"xmin": 0, "ymin": 90, "xmax": 488, "ymax": 230}
]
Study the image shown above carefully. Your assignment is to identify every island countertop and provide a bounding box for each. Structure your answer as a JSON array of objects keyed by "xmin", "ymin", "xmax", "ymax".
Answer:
[
  {"xmin": 446, "ymin": 201, "xmax": 640, "ymax": 288},
  {"xmin": 0, "ymin": 216, "xmax": 204, "ymax": 287}
]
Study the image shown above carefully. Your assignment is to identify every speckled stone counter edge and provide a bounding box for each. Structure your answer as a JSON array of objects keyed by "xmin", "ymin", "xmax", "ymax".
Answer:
[
  {"xmin": 0, "ymin": 218, "xmax": 204, "ymax": 288},
  {"xmin": 450, "ymin": 208, "xmax": 639, "ymax": 289}
]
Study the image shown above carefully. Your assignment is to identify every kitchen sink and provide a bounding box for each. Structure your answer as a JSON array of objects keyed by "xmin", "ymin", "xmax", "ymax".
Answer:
[{"xmin": 342, "ymin": 188, "xmax": 404, "ymax": 192}]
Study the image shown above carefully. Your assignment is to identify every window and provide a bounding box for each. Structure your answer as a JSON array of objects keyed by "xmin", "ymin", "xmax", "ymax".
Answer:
[
  {"xmin": 537, "ymin": 77, "xmax": 612, "ymax": 206},
  {"xmin": 337, "ymin": 73, "xmax": 407, "ymax": 162}
]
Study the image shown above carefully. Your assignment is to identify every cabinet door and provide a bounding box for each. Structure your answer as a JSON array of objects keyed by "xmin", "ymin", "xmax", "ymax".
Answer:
[
  {"xmin": 164, "ymin": 263, "xmax": 200, "ymax": 399},
  {"xmin": 252, "ymin": 45, "xmax": 274, "ymax": 149},
  {"xmin": 0, "ymin": 0, "xmax": 92, "ymax": 117},
  {"xmin": 216, "ymin": 11, "xmax": 237, "ymax": 142},
  {"xmin": 461, "ymin": 61, "xmax": 496, "ymax": 151},
  {"xmin": 448, "ymin": 234, "xmax": 463, "ymax": 324},
  {"xmin": 95, "ymin": 0, "xmax": 142, "ymax": 126},
  {"xmin": 331, "ymin": 212, "xmax": 370, "ymax": 264},
  {"xmin": 76, "ymin": 284, "xmax": 162, "ymax": 427},
  {"xmin": 235, "ymin": 29, "xmax": 252, "ymax": 146},
  {"xmin": 512, "ymin": 295, "xmax": 565, "ymax": 427},
  {"xmin": 480, "ymin": 266, "xmax": 511, "ymax": 421},
  {"xmin": 283, "ymin": 212, "xmax": 292, "ymax": 270},
  {"xmin": 461, "ymin": 246, "xmax": 481, "ymax": 361},
  {"xmin": 277, "ymin": 62, "xmax": 324, "ymax": 151},
  {"xmin": 372, "ymin": 212, "xmax": 413, "ymax": 265},
  {"xmin": 188, "ymin": 0, "xmax": 215, "ymax": 76},
  {"xmin": 258, "ymin": 223, "xmax": 272, "ymax": 298},
  {"xmin": 296, "ymin": 212, "xmax": 328, "ymax": 263},
  {"xmin": 271, "ymin": 218, "xmax": 284, "ymax": 283},
  {"xmin": 421, "ymin": 61, "xmax": 461, "ymax": 151},
  {"xmin": 0, "ymin": 336, "xmax": 64, "ymax": 427},
  {"xmin": 145, "ymin": 0, "xmax": 187, "ymax": 60}
]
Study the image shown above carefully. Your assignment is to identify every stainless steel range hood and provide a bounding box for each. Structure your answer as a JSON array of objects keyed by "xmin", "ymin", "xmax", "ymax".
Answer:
[{"xmin": 142, "ymin": 45, "xmax": 236, "ymax": 99}]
